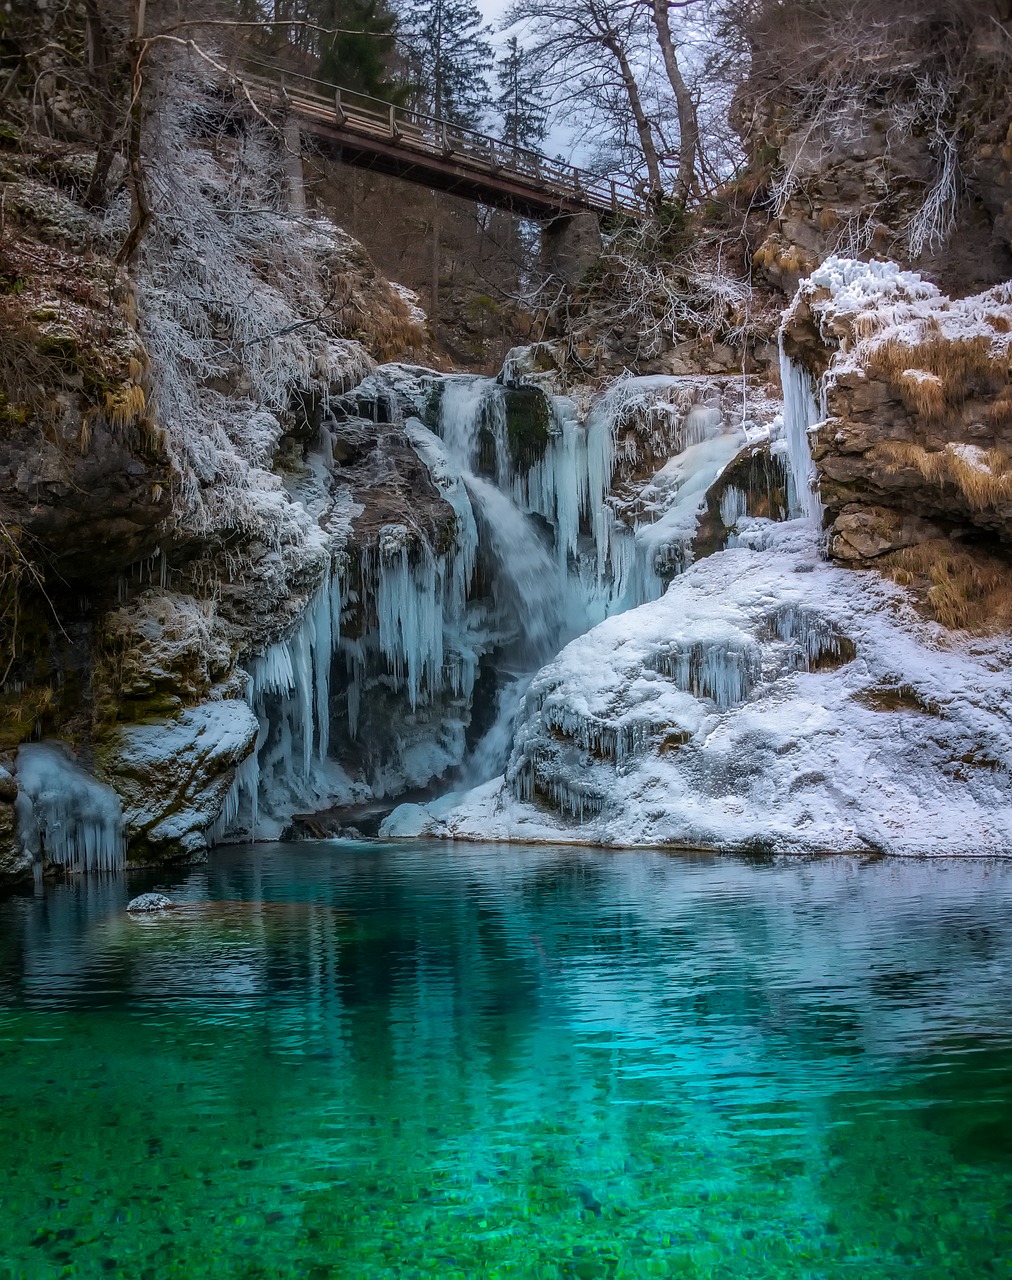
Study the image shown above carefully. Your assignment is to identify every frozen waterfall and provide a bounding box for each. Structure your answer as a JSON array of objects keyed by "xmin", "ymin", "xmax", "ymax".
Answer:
[
  {"xmin": 16, "ymin": 743, "xmax": 125, "ymax": 876},
  {"xmin": 779, "ymin": 337, "xmax": 824, "ymax": 521},
  {"xmin": 231, "ymin": 360, "xmax": 759, "ymax": 832}
]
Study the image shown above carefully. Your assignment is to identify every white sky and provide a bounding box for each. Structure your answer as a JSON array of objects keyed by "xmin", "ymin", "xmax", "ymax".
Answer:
[{"xmin": 475, "ymin": 0, "xmax": 584, "ymax": 162}]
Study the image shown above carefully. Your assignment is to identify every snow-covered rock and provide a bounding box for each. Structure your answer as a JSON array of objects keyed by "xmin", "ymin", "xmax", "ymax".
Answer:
[
  {"xmin": 101, "ymin": 701, "xmax": 259, "ymax": 862},
  {"xmin": 127, "ymin": 893, "xmax": 174, "ymax": 913},
  {"xmin": 386, "ymin": 521, "xmax": 1012, "ymax": 855}
]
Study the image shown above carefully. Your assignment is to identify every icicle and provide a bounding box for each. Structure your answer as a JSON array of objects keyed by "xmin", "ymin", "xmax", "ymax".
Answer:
[
  {"xmin": 719, "ymin": 486, "xmax": 749, "ymax": 527},
  {"xmin": 652, "ymin": 639, "xmax": 761, "ymax": 709},
  {"xmin": 376, "ymin": 528, "xmax": 444, "ymax": 710},
  {"xmin": 778, "ymin": 335, "xmax": 823, "ymax": 522},
  {"xmin": 223, "ymin": 564, "xmax": 343, "ymax": 841},
  {"xmin": 16, "ymin": 743, "xmax": 125, "ymax": 874},
  {"xmin": 208, "ymin": 746, "xmax": 261, "ymax": 845},
  {"xmin": 766, "ymin": 603, "xmax": 853, "ymax": 671}
]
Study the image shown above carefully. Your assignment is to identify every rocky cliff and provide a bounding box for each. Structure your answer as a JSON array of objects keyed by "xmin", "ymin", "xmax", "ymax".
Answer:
[
  {"xmin": 0, "ymin": 87, "xmax": 456, "ymax": 880},
  {"xmin": 739, "ymin": 4, "xmax": 1012, "ymax": 299},
  {"xmin": 784, "ymin": 258, "xmax": 1012, "ymax": 632}
]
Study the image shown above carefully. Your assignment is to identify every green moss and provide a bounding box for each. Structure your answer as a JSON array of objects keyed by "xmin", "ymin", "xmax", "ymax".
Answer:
[
  {"xmin": 37, "ymin": 331, "xmax": 79, "ymax": 372},
  {"xmin": 503, "ymin": 386, "xmax": 551, "ymax": 473},
  {"xmin": 694, "ymin": 443, "xmax": 792, "ymax": 562},
  {"xmin": 433, "ymin": 513, "xmax": 458, "ymax": 558},
  {"xmin": 0, "ymin": 395, "xmax": 29, "ymax": 428},
  {"xmin": 0, "ymin": 687, "xmax": 55, "ymax": 751},
  {"xmin": 109, "ymin": 694, "xmax": 185, "ymax": 725},
  {"xmin": 420, "ymin": 379, "xmax": 443, "ymax": 430}
]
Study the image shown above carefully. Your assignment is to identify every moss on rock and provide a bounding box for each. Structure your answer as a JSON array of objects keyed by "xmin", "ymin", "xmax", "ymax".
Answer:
[{"xmin": 503, "ymin": 386, "xmax": 551, "ymax": 472}]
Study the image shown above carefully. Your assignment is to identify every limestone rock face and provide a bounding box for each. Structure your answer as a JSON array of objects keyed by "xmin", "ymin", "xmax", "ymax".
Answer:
[
  {"xmin": 0, "ymin": 763, "xmax": 29, "ymax": 885},
  {"xmin": 738, "ymin": 22, "xmax": 1012, "ymax": 298},
  {"xmin": 0, "ymin": 126, "xmax": 450, "ymax": 867},
  {"xmin": 102, "ymin": 701, "xmax": 259, "ymax": 864},
  {"xmin": 783, "ymin": 258, "xmax": 1012, "ymax": 629},
  {"xmin": 828, "ymin": 507, "xmax": 945, "ymax": 563}
]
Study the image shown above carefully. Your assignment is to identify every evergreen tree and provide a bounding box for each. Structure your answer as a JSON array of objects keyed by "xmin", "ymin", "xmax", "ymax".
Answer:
[
  {"xmin": 494, "ymin": 35, "xmax": 548, "ymax": 152},
  {"xmin": 318, "ymin": 0, "xmax": 406, "ymax": 104},
  {"xmin": 399, "ymin": 0, "xmax": 492, "ymax": 129}
]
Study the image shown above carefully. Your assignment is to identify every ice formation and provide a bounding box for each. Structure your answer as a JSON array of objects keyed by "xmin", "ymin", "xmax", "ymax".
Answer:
[
  {"xmin": 230, "ymin": 358, "xmax": 774, "ymax": 832},
  {"xmin": 386, "ymin": 520, "xmax": 1012, "ymax": 854},
  {"xmin": 16, "ymin": 743, "xmax": 125, "ymax": 874},
  {"xmin": 778, "ymin": 337, "xmax": 823, "ymax": 520},
  {"xmin": 233, "ymin": 570, "xmax": 356, "ymax": 838},
  {"xmin": 382, "ymin": 260, "xmax": 1012, "ymax": 855}
]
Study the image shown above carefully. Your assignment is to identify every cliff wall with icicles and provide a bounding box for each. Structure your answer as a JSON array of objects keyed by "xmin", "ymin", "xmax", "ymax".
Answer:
[
  {"xmin": 385, "ymin": 259, "xmax": 1012, "ymax": 855},
  {"xmin": 0, "ymin": 74, "xmax": 785, "ymax": 882},
  {"xmin": 5, "ymin": 46, "xmax": 1012, "ymax": 875}
]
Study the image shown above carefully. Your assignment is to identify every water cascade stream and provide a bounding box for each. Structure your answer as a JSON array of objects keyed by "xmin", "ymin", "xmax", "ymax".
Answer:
[{"xmin": 221, "ymin": 363, "xmax": 760, "ymax": 840}]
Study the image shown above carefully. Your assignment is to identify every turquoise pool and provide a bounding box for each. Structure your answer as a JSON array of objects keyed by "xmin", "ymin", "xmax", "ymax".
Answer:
[{"xmin": 0, "ymin": 843, "xmax": 1010, "ymax": 1278}]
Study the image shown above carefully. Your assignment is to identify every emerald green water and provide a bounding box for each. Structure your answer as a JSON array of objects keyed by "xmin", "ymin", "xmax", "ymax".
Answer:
[{"xmin": 1, "ymin": 845, "xmax": 1011, "ymax": 1279}]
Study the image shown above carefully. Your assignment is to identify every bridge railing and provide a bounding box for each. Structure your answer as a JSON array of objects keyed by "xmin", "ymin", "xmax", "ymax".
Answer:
[{"xmin": 236, "ymin": 59, "xmax": 643, "ymax": 218}]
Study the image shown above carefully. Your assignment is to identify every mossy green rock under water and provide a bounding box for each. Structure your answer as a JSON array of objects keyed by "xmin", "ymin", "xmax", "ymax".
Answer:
[{"xmin": 503, "ymin": 386, "xmax": 552, "ymax": 471}]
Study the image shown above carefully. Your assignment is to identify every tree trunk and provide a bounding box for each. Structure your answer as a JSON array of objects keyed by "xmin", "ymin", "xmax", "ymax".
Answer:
[
  {"xmin": 650, "ymin": 0, "xmax": 699, "ymax": 205},
  {"xmin": 282, "ymin": 117, "xmax": 306, "ymax": 213},
  {"xmin": 606, "ymin": 36, "xmax": 664, "ymax": 198},
  {"xmin": 430, "ymin": 194, "xmax": 441, "ymax": 321},
  {"xmin": 82, "ymin": 0, "xmax": 120, "ymax": 210},
  {"xmin": 116, "ymin": 0, "xmax": 152, "ymax": 265}
]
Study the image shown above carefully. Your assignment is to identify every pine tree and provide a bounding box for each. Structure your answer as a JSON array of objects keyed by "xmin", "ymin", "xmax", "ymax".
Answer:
[
  {"xmin": 318, "ymin": 0, "xmax": 407, "ymax": 104},
  {"xmin": 399, "ymin": 0, "xmax": 492, "ymax": 129},
  {"xmin": 494, "ymin": 35, "xmax": 548, "ymax": 153}
]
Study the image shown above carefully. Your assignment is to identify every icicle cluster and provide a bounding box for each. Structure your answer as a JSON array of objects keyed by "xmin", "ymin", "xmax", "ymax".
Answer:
[
  {"xmin": 651, "ymin": 639, "xmax": 762, "ymax": 709},
  {"xmin": 221, "ymin": 570, "xmax": 343, "ymax": 838},
  {"xmin": 765, "ymin": 603, "xmax": 853, "ymax": 671},
  {"xmin": 778, "ymin": 337, "xmax": 824, "ymax": 522},
  {"xmin": 511, "ymin": 752, "xmax": 607, "ymax": 822},
  {"xmin": 16, "ymin": 744, "xmax": 125, "ymax": 875}
]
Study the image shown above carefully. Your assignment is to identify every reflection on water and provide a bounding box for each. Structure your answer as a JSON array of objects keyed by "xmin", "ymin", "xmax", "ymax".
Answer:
[{"xmin": 1, "ymin": 843, "xmax": 1011, "ymax": 1278}]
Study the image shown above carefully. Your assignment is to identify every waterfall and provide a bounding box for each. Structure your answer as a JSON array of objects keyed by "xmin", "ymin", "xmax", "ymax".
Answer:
[
  {"xmin": 464, "ymin": 674, "xmax": 533, "ymax": 785},
  {"xmin": 229, "ymin": 361, "xmax": 755, "ymax": 835},
  {"xmin": 779, "ymin": 336, "xmax": 823, "ymax": 521},
  {"xmin": 465, "ymin": 475, "xmax": 564, "ymax": 663}
]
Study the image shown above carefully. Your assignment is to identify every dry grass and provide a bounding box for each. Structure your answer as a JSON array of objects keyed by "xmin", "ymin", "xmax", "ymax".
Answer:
[
  {"xmin": 989, "ymin": 385, "xmax": 1012, "ymax": 426},
  {"xmin": 884, "ymin": 539, "xmax": 1012, "ymax": 631},
  {"xmin": 896, "ymin": 369, "xmax": 946, "ymax": 419},
  {"xmin": 875, "ymin": 440, "xmax": 1012, "ymax": 510},
  {"xmin": 102, "ymin": 381, "xmax": 147, "ymax": 430},
  {"xmin": 355, "ymin": 293, "xmax": 428, "ymax": 362},
  {"xmin": 867, "ymin": 331, "xmax": 1011, "ymax": 425}
]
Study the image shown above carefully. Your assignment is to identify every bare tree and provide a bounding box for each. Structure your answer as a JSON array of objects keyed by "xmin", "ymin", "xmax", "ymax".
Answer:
[
  {"xmin": 645, "ymin": 0, "xmax": 701, "ymax": 203},
  {"xmin": 507, "ymin": 0, "xmax": 666, "ymax": 197}
]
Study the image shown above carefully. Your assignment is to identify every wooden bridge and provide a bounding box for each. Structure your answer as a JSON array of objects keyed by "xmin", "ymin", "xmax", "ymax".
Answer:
[{"xmin": 238, "ymin": 61, "xmax": 644, "ymax": 223}]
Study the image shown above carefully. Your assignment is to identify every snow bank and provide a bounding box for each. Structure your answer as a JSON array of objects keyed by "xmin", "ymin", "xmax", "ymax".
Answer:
[{"xmin": 385, "ymin": 521, "xmax": 1012, "ymax": 855}]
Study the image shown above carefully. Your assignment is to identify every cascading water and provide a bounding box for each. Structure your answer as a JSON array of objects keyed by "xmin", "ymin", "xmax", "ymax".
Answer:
[
  {"xmin": 226, "ymin": 359, "xmax": 758, "ymax": 833},
  {"xmin": 433, "ymin": 377, "xmax": 572, "ymax": 781}
]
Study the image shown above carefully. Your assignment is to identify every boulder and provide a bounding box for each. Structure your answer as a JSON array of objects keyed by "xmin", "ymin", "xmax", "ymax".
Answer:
[{"xmin": 101, "ymin": 700, "xmax": 259, "ymax": 863}]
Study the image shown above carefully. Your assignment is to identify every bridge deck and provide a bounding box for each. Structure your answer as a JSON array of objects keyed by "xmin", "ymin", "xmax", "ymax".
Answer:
[{"xmin": 240, "ymin": 67, "xmax": 644, "ymax": 222}]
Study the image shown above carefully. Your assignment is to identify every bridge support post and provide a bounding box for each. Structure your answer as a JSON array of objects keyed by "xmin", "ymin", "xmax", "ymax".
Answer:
[
  {"xmin": 282, "ymin": 117, "xmax": 306, "ymax": 214},
  {"xmin": 541, "ymin": 212, "xmax": 603, "ymax": 288}
]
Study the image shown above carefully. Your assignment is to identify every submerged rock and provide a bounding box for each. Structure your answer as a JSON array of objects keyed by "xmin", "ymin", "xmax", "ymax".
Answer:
[{"xmin": 127, "ymin": 893, "xmax": 174, "ymax": 913}]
